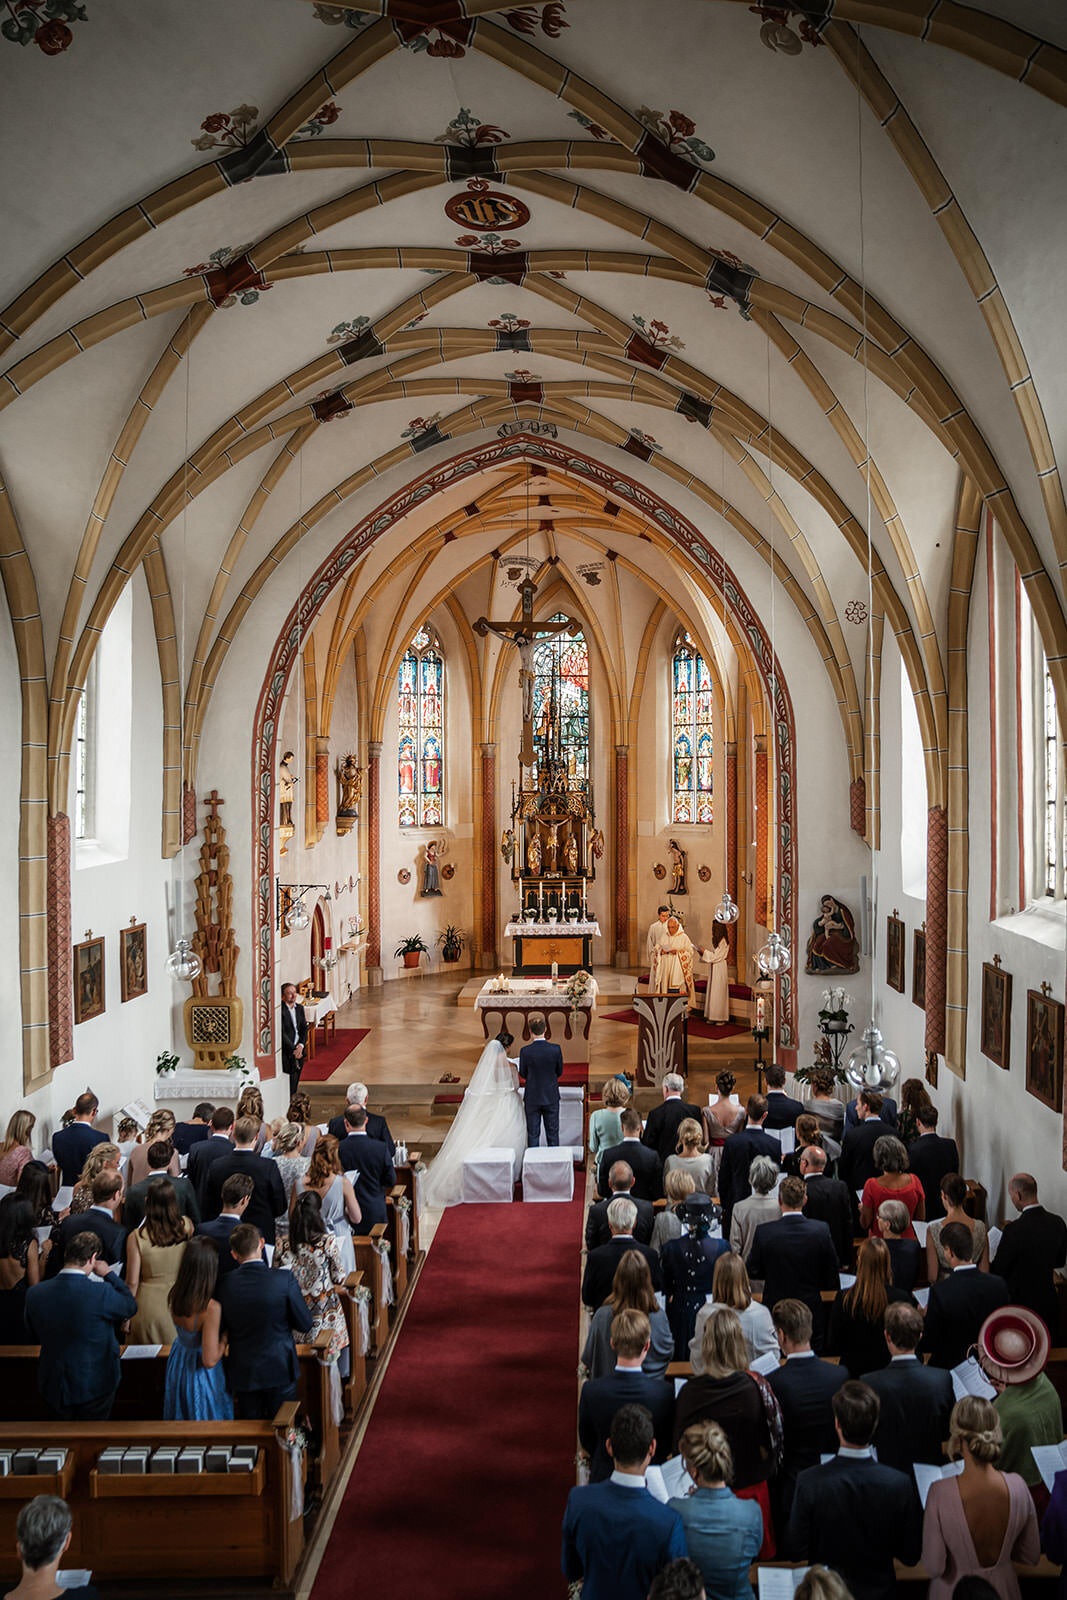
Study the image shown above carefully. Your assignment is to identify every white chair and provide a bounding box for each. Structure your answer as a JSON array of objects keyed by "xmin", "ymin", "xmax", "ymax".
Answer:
[{"xmin": 461, "ymin": 1148, "xmax": 515, "ymax": 1203}]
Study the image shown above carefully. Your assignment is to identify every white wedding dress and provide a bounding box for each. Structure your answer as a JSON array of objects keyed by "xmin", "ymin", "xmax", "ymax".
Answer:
[{"xmin": 422, "ymin": 1040, "xmax": 527, "ymax": 1207}]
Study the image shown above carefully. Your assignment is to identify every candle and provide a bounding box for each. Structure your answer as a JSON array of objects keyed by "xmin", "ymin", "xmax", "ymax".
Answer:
[
  {"xmin": 756, "ymin": 996, "xmax": 766, "ymax": 1031},
  {"xmin": 581, "ymin": 879, "xmax": 587, "ymax": 915},
  {"xmin": 552, "ymin": 960, "xmax": 558, "ymax": 983},
  {"xmin": 538, "ymin": 884, "xmax": 544, "ymax": 914}
]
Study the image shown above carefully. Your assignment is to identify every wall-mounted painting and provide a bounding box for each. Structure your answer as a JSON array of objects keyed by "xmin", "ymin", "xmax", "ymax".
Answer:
[
  {"xmin": 980, "ymin": 961, "xmax": 1012, "ymax": 1072},
  {"xmin": 1025, "ymin": 990, "xmax": 1063, "ymax": 1112},
  {"xmin": 912, "ymin": 929, "xmax": 926, "ymax": 1010},
  {"xmin": 73, "ymin": 935, "xmax": 105, "ymax": 1024},
  {"xmin": 886, "ymin": 914, "xmax": 905, "ymax": 994},
  {"xmin": 120, "ymin": 922, "xmax": 147, "ymax": 1003}
]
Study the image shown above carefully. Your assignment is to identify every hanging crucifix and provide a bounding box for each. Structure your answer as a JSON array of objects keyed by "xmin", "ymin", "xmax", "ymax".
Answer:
[{"xmin": 473, "ymin": 578, "xmax": 579, "ymax": 767}]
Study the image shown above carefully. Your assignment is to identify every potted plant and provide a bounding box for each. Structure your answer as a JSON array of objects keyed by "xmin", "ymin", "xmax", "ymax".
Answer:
[
  {"xmin": 155, "ymin": 1050, "xmax": 180, "ymax": 1077},
  {"xmin": 394, "ymin": 934, "xmax": 430, "ymax": 970},
  {"xmin": 436, "ymin": 925, "xmax": 467, "ymax": 964}
]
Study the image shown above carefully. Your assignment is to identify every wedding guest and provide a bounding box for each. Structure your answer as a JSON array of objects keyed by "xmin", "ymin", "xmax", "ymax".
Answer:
[
  {"xmin": 124, "ymin": 1111, "xmax": 181, "ymax": 1188},
  {"xmin": 267, "ymin": 1122, "xmax": 311, "ymax": 1242},
  {"xmin": 794, "ymin": 1569, "xmax": 854, "ymax": 1600},
  {"xmin": 68, "ymin": 1141, "xmax": 121, "ymax": 1217},
  {"xmin": 218, "ymin": 1223, "xmax": 313, "ymax": 1419},
  {"xmin": 588, "ymin": 1077, "xmax": 629, "ymax": 1161},
  {"xmin": 195, "ymin": 1172, "xmax": 252, "ymax": 1287},
  {"xmin": 877, "ymin": 1198, "xmax": 923, "ymax": 1291},
  {"xmin": 283, "ymin": 1092, "xmax": 320, "ymax": 1157},
  {"xmin": 597, "ymin": 1108, "xmax": 662, "ymax": 1203},
  {"xmin": 862, "ymin": 1301, "xmax": 954, "ymax": 1473},
  {"xmin": 0, "ymin": 1112, "xmax": 36, "ymax": 1187},
  {"xmin": 728, "ymin": 1155, "xmax": 781, "ymax": 1259},
  {"xmin": 766, "ymin": 1298, "xmax": 846, "ymax": 1525},
  {"xmin": 586, "ymin": 1162, "xmax": 655, "ymax": 1250},
  {"xmin": 801, "ymin": 1068, "xmax": 845, "ymax": 1140},
  {"xmin": 672, "ymin": 1306, "xmax": 781, "ymax": 1556},
  {"xmin": 126, "ymin": 1178, "xmax": 193, "ymax": 1344},
  {"xmin": 651, "ymin": 1169, "xmax": 696, "ymax": 1254},
  {"xmin": 977, "ymin": 1305, "xmax": 1062, "ymax": 1513},
  {"xmin": 922, "ymin": 1223, "xmax": 1010, "ymax": 1369},
  {"xmin": 47, "ymin": 1172, "xmax": 125, "ymax": 1279},
  {"xmin": 927, "ymin": 1173, "xmax": 990, "ymax": 1280},
  {"xmin": 326, "ymin": 1081, "xmax": 395, "ymax": 1156},
  {"xmin": 908, "ymin": 1104, "xmax": 960, "ymax": 1218},
  {"xmin": 3, "ymin": 1495, "xmax": 99, "ymax": 1599},
  {"xmin": 781, "ymin": 1115, "xmax": 840, "ymax": 1178},
  {"xmin": 0, "ymin": 1197, "xmax": 42, "ymax": 1342},
  {"xmin": 747, "ymin": 1177, "xmax": 840, "ymax": 1347},
  {"xmin": 336, "ymin": 1109, "xmax": 394, "ymax": 1229},
  {"xmin": 690, "ymin": 1251, "xmax": 776, "ymax": 1368},
  {"xmin": 276, "ymin": 1192, "xmax": 350, "ymax": 1365},
  {"xmin": 25, "ymin": 1231, "xmax": 137, "ymax": 1419},
  {"xmin": 897, "ymin": 1076, "xmax": 934, "ymax": 1145},
  {"xmin": 858, "ymin": 1135, "xmax": 924, "ymax": 1237},
  {"xmin": 797, "ymin": 1144, "xmax": 852, "ymax": 1267},
  {"xmin": 583, "ymin": 1197, "xmax": 662, "ymax": 1311},
  {"xmin": 661, "ymin": 1194, "xmax": 729, "ymax": 1359},
  {"xmin": 123, "ymin": 1140, "xmax": 199, "ymax": 1229},
  {"xmin": 763, "ymin": 1065, "xmax": 804, "ymax": 1130},
  {"xmin": 844, "ymin": 1090, "xmax": 898, "ymax": 1131},
  {"xmin": 644, "ymin": 1075, "xmax": 703, "ymax": 1166},
  {"xmin": 51, "ymin": 1093, "xmax": 107, "ymax": 1187},
  {"xmin": 171, "ymin": 1102, "xmax": 214, "ymax": 1158},
  {"xmin": 299, "ymin": 1136, "xmax": 361, "ymax": 1273},
  {"xmin": 704, "ymin": 1071, "xmax": 745, "ymax": 1146},
  {"xmin": 236, "ymin": 1087, "xmax": 269, "ymax": 1154},
  {"xmin": 582, "ymin": 1249, "xmax": 674, "ymax": 1380},
  {"xmin": 668, "ymin": 1421, "xmax": 762, "ymax": 1600},
  {"xmin": 647, "ymin": 1558, "xmax": 706, "ymax": 1600},
  {"xmin": 840, "ymin": 1091, "xmax": 892, "ymax": 1195},
  {"xmin": 922, "ymin": 1396, "xmax": 1039, "ymax": 1599},
  {"xmin": 664, "ymin": 1118, "xmax": 718, "ymax": 1198},
  {"xmin": 203, "ymin": 1116, "xmax": 287, "ymax": 1245},
  {"xmin": 578, "ymin": 1310, "xmax": 675, "ymax": 1481},
  {"xmin": 15, "ymin": 1164, "xmax": 59, "ymax": 1231},
  {"xmin": 164, "ymin": 1234, "xmax": 232, "ymax": 1421},
  {"xmin": 827, "ymin": 1237, "xmax": 914, "ymax": 1379},
  {"xmin": 1040, "ymin": 1468, "xmax": 1067, "ymax": 1592},
  {"xmin": 991, "ymin": 1172, "xmax": 1067, "ymax": 1334},
  {"xmin": 187, "ymin": 1106, "xmax": 236, "ymax": 1204},
  {"xmin": 717, "ymin": 1098, "xmax": 780, "ymax": 1232}
]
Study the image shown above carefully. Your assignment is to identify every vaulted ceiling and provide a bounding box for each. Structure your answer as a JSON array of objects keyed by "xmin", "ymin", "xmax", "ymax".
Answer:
[{"xmin": 2, "ymin": 0, "xmax": 1066, "ymax": 848}]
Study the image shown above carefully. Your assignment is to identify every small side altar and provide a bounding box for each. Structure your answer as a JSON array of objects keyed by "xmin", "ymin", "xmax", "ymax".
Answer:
[{"xmin": 475, "ymin": 976, "xmax": 599, "ymax": 1063}]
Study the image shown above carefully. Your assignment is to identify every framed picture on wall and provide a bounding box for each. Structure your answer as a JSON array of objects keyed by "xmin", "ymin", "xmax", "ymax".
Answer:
[
  {"xmin": 1025, "ymin": 990, "xmax": 1063, "ymax": 1112},
  {"xmin": 912, "ymin": 929, "xmax": 926, "ymax": 1010},
  {"xmin": 886, "ymin": 914, "xmax": 905, "ymax": 994},
  {"xmin": 980, "ymin": 961, "xmax": 1012, "ymax": 1072},
  {"xmin": 120, "ymin": 922, "xmax": 147, "ymax": 1003},
  {"xmin": 73, "ymin": 935, "xmax": 105, "ymax": 1025}
]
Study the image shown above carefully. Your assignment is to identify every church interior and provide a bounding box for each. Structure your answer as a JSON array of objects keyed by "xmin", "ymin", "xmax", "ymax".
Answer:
[{"xmin": 2, "ymin": 0, "xmax": 1067, "ymax": 1593}]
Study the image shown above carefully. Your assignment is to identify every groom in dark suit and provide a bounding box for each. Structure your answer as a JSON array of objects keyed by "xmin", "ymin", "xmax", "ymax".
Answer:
[{"xmin": 517, "ymin": 1015, "xmax": 563, "ymax": 1147}]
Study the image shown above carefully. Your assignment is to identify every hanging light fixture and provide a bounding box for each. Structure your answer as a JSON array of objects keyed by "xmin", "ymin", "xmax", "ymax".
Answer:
[
  {"xmin": 165, "ymin": 936, "xmax": 202, "ymax": 982},
  {"xmin": 757, "ymin": 928, "xmax": 791, "ymax": 976},
  {"xmin": 755, "ymin": 339, "xmax": 790, "ymax": 976},
  {"xmin": 714, "ymin": 439, "xmax": 739, "ymax": 927},
  {"xmin": 845, "ymin": 1020, "xmax": 900, "ymax": 1092},
  {"xmin": 286, "ymin": 900, "xmax": 311, "ymax": 932}
]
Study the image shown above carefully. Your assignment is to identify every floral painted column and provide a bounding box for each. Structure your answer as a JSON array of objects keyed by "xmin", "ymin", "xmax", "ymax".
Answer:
[
  {"xmin": 615, "ymin": 745, "xmax": 628, "ymax": 965},
  {"xmin": 480, "ymin": 743, "xmax": 497, "ymax": 967},
  {"xmin": 367, "ymin": 741, "xmax": 382, "ymax": 983}
]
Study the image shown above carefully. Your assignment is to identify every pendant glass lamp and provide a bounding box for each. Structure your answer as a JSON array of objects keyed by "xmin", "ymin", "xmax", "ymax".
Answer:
[
  {"xmin": 757, "ymin": 929, "xmax": 791, "ymax": 975},
  {"xmin": 165, "ymin": 937, "xmax": 202, "ymax": 982},
  {"xmin": 845, "ymin": 1021, "xmax": 901, "ymax": 1092},
  {"xmin": 286, "ymin": 899, "xmax": 311, "ymax": 932},
  {"xmin": 715, "ymin": 889, "xmax": 740, "ymax": 925}
]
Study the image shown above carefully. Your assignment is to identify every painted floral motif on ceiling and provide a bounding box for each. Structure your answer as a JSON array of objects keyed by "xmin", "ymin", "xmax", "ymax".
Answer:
[
  {"xmin": 3, "ymin": 0, "xmax": 87, "ymax": 54},
  {"xmin": 750, "ymin": 5, "xmax": 823, "ymax": 53},
  {"xmin": 634, "ymin": 107, "xmax": 715, "ymax": 167},
  {"xmin": 505, "ymin": 370, "xmax": 541, "ymax": 383},
  {"xmin": 435, "ymin": 109, "xmax": 511, "ymax": 148},
  {"xmin": 327, "ymin": 315, "xmax": 369, "ymax": 345},
  {"xmin": 631, "ymin": 315, "xmax": 685, "ymax": 353},
  {"xmin": 844, "ymin": 600, "xmax": 869, "ymax": 625},
  {"xmin": 191, "ymin": 100, "xmax": 340, "ymax": 153},
  {"xmin": 311, "ymin": 3, "xmax": 568, "ymax": 47},
  {"xmin": 568, "ymin": 110, "xmax": 611, "ymax": 141},
  {"xmin": 181, "ymin": 245, "xmax": 272, "ymax": 308},
  {"xmin": 455, "ymin": 232, "xmax": 523, "ymax": 255},
  {"xmin": 402, "ymin": 413, "xmax": 443, "ymax": 440},
  {"xmin": 488, "ymin": 313, "xmax": 531, "ymax": 330}
]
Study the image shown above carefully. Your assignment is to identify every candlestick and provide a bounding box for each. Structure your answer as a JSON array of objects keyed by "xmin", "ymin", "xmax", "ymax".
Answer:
[
  {"xmin": 581, "ymin": 878, "xmax": 587, "ymax": 915},
  {"xmin": 538, "ymin": 883, "xmax": 544, "ymax": 915}
]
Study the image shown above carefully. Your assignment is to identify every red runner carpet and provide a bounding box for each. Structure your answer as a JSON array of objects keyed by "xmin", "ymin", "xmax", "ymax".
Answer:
[
  {"xmin": 311, "ymin": 1189, "xmax": 583, "ymax": 1599},
  {"xmin": 602, "ymin": 1008, "xmax": 748, "ymax": 1041},
  {"xmin": 297, "ymin": 1028, "xmax": 370, "ymax": 1083}
]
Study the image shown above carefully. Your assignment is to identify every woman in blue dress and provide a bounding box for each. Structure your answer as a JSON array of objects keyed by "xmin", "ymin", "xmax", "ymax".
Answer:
[
  {"xmin": 164, "ymin": 1235, "xmax": 233, "ymax": 1421},
  {"xmin": 661, "ymin": 1193, "xmax": 730, "ymax": 1360}
]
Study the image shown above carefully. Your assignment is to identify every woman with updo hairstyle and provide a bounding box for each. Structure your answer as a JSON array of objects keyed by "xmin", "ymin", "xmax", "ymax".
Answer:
[
  {"xmin": 236, "ymin": 1086, "xmax": 268, "ymax": 1153},
  {"xmin": 68, "ymin": 1141, "xmax": 121, "ymax": 1215},
  {"xmin": 580, "ymin": 1247, "xmax": 674, "ymax": 1379},
  {"xmin": 704, "ymin": 1071, "xmax": 744, "ymax": 1145},
  {"xmin": 667, "ymin": 1420, "xmax": 763, "ymax": 1600},
  {"xmin": 664, "ymin": 1117, "xmax": 718, "ymax": 1197},
  {"xmin": 285, "ymin": 1091, "xmax": 320, "ymax": 1157},
  {"xmin": 927, "ymin": 1172, "xmax": 989, "ymax": 1281},
  {"xmin": 125, "ymin": 1111, "xmax": 180, "ymax": 1188},
  {"xmin": 801, "ymin": 1066, "xmax": 845, "ymax": 1140},
  {"xmin": 661, "ymin": 1194, "xmax": 730, "ymax": 1360},
  {"xmin": 793, "ymin": 1570, "xmax": 854, "ymax": 1600},
  {"xmin": 858, "ymin": 1133, "xmax": 925, "ymax": 1237},
  {"xmin": 897, "ymin": 1075, "xmax": 933, "ymax": 1145},
  {"xmin": 298, "ymin": 1135, "xmax": 361, "ymax": 1274},
  {"xmin": 588, "ymin": 1076, "xmax": 630, "ymax": 1160},
  {"xmin": 651, "ymin": 1168, "xmax": 696, "ymax": 1252},
  {"xmin": 921, "ymin": 1396, "xmax": 1039, "ymax": 1598},
  {"xmin": 268, "ymin": 1123, "xmax": 312, "ymax": 1241},
  {"xmin": 781, "ymin": 1113, "xmax": 840, "ymax": 1177}
]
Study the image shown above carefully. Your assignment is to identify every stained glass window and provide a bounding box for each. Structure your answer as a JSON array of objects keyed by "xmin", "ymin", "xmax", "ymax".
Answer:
[
  {"xmin": 398, "ymin": 627, "xmax": 444, "ymax": 826},
  {"xmin": 672, "ymin": 632, "xmax": 713, "ymax": 823},
  {"xmin": 532, "ymin": 614, "xmax": 589, "ymax": 784}
]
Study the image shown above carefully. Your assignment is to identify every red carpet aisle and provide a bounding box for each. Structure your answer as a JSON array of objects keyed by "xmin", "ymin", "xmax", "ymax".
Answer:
[
  {"xmin": 311, "ymin": 1190, "xmax": 583, "ymax": 1599},
  {"xmin": 297, "ymin": 1028, "xmax": 370, "ymax": 1082}
]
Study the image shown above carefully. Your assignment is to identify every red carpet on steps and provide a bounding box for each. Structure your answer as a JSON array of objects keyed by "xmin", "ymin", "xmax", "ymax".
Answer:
[
  {"xmin": 312, "ymin": 1190, "xmax": 583, "ymax": 1599},
  {"xmin": 602, "ymin": 1008, "xmax": 748, "ymax": 1040},
  {"xmin": 297, "ymin": 1028, "xmax": 370, "ymax": 1082}
]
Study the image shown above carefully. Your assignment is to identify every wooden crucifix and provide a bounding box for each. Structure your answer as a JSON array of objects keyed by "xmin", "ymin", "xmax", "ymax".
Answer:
[{"xmin": 473, "ymin": 578, "xmax": 579, "ymax": 767}]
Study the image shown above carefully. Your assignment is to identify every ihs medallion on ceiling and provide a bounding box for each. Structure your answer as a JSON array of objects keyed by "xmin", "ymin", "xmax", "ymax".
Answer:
[{"xmin": 446, "ymin": 177, "xmax": 531, "ymax": 237}]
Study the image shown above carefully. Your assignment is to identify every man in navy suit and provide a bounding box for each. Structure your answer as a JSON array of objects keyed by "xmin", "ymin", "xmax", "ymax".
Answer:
[
  {"xmin": 46, "ymin": 1172, "xmax": 127, "ymax": 1279},
  {"xmin": 923, "ymin": 1222, "xmax": 1010, "ymax": 1368},
  {"xmin": 517, "ymin": 1015, "xmax": 564, "ymax": 1147},
  {"xmin": 906, "ymin": 1105, "xmax": 960, "ymax": 1220},
  {"xmin": 844, "ymin": 1091, "xmax": 897, "ymax": 1131},
  {"xmin": 51, "ymin": 1091, "xmax": 108, "ymax": 1187},
  {"xmin": 171, "ymin": 1101, "xmax": 214, "ymax": 1157},
  {"xmin": 862, "ymin": 1301, "xmax": 954, "ymax": 1473},
  {"xmin": 747, "ymin": 1177, "xmax": 840, "ymax": 1348},
  {"xmin": 582, "ymin": 1198, "xmax": 663, "ymax": 1310},
  {"xmin": 187, "ymin": 1106, "xmax": 235, "ymax": 1207},
  {"xmin": 764, "ymin": 1064, "xmax": 805, "ymax": 1130},
  {"xmin": 280, "ymin": 982, "xmax": 309, "ymax": 1098},
  {"xmin": 799, "ymin": 1145, "xmax": 853, "ymax": 1266},
  {"xmin": 564, "ymin": 1400, "xmax": 686, "ymax": 1600},
  {"xmin": 203, "ymin": 1116, "xmax": 287, "ymax": 1245},
  {"xmin": 585, "ymin": 1162, "xmax": 655, "ymax": 1250},
  {"xmin": 218, "ymin": 1223, "xmax": 313, "ymax": 1418},
  {"xmin": 597, "ymin": 1108, "xmax": 663, "ymax": 1202},
  {"xmin": 640, "ymin": 1074, "xmax": 702, "ymax": 1165},
  {"xmin": 786, "ymin": 1380, "xmax": 922, "ymax": 1600},
  {"xmin": 716, "ymin": 1095, "xmax": 780, "ymax": 1232},
  {"xmin": 839, "ymin": 1089, "xmax": 892, "ymax": 1195},
  {"xmin": 577, "ymin": 1312, "xmax": 676, "ymax": 1481},
  {"xmin": 326, "ymin": 1081, "xmax": 395, "ymax": 1156},
  {"xmin": 196, "ymin": 1172, "xmax": 253, "ymax": 1288},
  {"xmin": 337, "ymin": 1106, "xmax": 396, "ymax": 1228},
  {"xmin": 991, "ymin": 1171, "xmax": 1067, "ymax": 1332},
  {"xmin": 25, "ymin": 1229, "xmax": 138, "ymax": 1419},
  {"xmin": 767, "ymin": 1297, "xmax": 847, "ymax": 1525}
]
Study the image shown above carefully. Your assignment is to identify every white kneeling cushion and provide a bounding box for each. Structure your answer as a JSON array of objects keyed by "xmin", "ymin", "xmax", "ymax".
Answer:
[
  {"xmin": 462, "ymin": 1147, "xmax": 516, "ymax": 1204},
  {"xmin": 522, "ymin": 1145, "xmax": 575, "ymax": 1203}
]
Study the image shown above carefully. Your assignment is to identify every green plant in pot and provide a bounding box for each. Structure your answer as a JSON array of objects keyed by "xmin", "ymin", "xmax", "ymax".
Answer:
[
  {"xmin": 436, "ymin": 924, "xmax": 467, "ymax": 963},
  {"xmin": 394, "ymin": 934, "xmax": 430, "ymax": 969}
]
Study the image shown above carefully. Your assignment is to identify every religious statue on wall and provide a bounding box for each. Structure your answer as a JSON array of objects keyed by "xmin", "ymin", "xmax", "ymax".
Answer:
[
  {"xmin": 667, "ymin": 838, "xmax": 688, "ymax": 896},
  {"xmin": 278, "ymin": 750, "xmax": 297, "ymax": 854},
  {"xmin": 562, "ymin": 830, "xmax": 579, "ymax": 875},
  {"xmin": 589, "ymin": 827, "xmax": 605, "ymax": 866},
  {"xmin": 500, "ymin": 827, "xmax": 515, "ymax": 866},
  {"xmin": 421, "ymin": 839, "xmax": 443, "ymax": 897},
  {"xmin": 527, "ymin": 831, "xmax": 542, "ymax": 875},
  {"xmin": 544, "ymin": 821, "xmax": 562, "ymax": 874},
  {"xmin": 804, "ymin": 894, "xmax": 860, "ymax": 975},
  {"xmin": 335, "ymin": 752, "xmax": 362, "ymax": 836}
]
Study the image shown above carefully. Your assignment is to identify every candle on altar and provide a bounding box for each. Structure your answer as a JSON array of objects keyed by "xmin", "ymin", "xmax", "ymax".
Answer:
[
  {"xmin": 581, "ymin": 878, "xmax": 587, "ymax": 914},
  {"xmin": 551, "ymin": 960, "xmax": 558, "ymax": 983},
  {"xmin": 538, "ymin": 883, "xmax": 544, "ymax": 915},
  {"xmin": 756, "ymin": 996, "xmax": 766, "ymax": 1031}
]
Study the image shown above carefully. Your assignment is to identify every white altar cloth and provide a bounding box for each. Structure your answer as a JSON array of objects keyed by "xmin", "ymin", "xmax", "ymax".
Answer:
[
  {"xmin": 155, "ymin": 1065, "xmax": 260, "ymax": 1101},
  {"xmin": 475, "ymin": 977, "xmax": 599, "ymax": 1012},
  {"xmin": 504, "ymin": 920, "xmax": 601, "ymax": 938}
]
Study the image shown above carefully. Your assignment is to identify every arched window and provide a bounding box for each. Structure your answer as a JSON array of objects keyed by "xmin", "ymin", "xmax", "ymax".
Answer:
[
  {"xmin": 397, "ymin": 625, "xmax": 444, "ymax": 827},
  {"xmin": 533, "ymin": 614, "xmax": 589, "ymax": 784},
  {"xmin": 672, "ymin": 631, "xmax": 713, "ymax": 823}
]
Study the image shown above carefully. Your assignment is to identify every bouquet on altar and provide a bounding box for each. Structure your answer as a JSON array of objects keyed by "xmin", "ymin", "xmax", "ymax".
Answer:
[{"xmin": 565, "ymin": 969, "xmax": 593, "ymax": 1010}]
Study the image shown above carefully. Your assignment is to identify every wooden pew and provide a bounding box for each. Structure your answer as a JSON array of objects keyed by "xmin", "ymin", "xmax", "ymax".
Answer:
[
  {"xmin": 0, "ymin": 1407, "xmax": 304, "ymax": 1588},
  {"xmin": 393, "ymin": 1153, "xmax": 422, "ymax": 1261},
  {"xmin": 339, "ymin": 1270, "xmax": 368, "ymax": 1417},
  {"xmin": 385, "ymin": 1186, "xmax": 409, "ymax": 1303},
  {"xmin": 353, "ymin": 1222, "xmax": 389, "ymax": 1355}
]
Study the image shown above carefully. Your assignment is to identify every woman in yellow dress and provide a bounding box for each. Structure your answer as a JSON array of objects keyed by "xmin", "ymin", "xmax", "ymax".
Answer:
[{"xmin": 126, "ymin": 1178, "xmax": 193, "ymax": 1344}]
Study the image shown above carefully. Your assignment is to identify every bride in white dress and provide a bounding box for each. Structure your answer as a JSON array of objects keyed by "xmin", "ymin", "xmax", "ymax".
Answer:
[{"xmin": 422, "ymin": 1035, "xmax": 527, "ymax": 1207}]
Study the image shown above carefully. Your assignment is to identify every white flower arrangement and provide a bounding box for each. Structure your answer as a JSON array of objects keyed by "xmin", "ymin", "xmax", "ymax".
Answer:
[{"xmin": 819, "ymin": 987, "xmax": 852, "ymax": 1017}]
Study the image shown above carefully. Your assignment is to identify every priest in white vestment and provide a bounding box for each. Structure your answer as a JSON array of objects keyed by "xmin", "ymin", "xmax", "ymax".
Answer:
[
  {"xmin": 650, "ymin": 916, "xmax": 696, "ymax": 1005},
  {"xmin": 645, "ymin": 905, "xmax": 671, "ymax": 972},
  {"xmin": 700, "ymin": 923, "xmax": 731, "ymax": 1022}
]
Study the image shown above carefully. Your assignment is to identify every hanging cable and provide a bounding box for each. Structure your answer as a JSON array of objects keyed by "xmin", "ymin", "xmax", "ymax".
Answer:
[{"xmin": 715, "ymin": 434, "xmax": 739, "ymax": 926}]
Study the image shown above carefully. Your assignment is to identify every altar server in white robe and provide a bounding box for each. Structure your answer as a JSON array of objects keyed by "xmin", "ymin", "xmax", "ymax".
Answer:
[
  {"xmin": 700, "ymin": 921, "xmax": 731, "ymax": 1023},
  {"xmin": 650, "ymin": 916, "xmax": 696, "ymax": 1005},
  {"xmin": 646, "ymin": 905, "xmax": 671, "ymax": 971}
]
